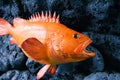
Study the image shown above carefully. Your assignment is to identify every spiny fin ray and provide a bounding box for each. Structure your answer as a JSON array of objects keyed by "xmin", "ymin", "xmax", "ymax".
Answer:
[{"xmin": 29, "ymin": 11, "xmax": 60, "ymax": 23}]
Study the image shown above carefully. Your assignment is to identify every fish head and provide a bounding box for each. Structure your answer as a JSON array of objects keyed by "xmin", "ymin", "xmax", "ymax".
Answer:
[{"xmin": 60, "ymin": 29, "xmax": 95, "ymax": 62}]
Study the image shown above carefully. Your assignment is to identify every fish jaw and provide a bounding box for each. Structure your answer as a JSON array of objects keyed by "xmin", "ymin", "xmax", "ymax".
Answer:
[{"xmin": 74, "ymin": 39, "xmax": 95, "ymax": 58}]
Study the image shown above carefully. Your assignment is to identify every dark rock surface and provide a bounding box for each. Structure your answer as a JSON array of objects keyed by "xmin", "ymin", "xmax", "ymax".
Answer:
[
  {"xmin": 77, "ymin": 45, "xmax": 104, "ymax": 73},
  {"xmin": 26, "ymin": 58, "xmax": 43, "ymax": 74},
  {"xmin": 84, "ymin": 72, "xmax": 120, "ymax": 80},
  {"xmin": 84, "ymin": 32, "xmax": 120, "ymax": 71},
  {"xmin": 0, "ymin": 70, "xmax": 36, "ymax": 80},
  {"xmin": 0, "ymin": 0, "xmax": 120, "ymax": 80},
  {"xmin": 86, "ymin": 0, "xmax": 114, "ymax": 20},
  {"xmin": 0, "ymin": 35, "xmax": 27, "ymax": 72}
]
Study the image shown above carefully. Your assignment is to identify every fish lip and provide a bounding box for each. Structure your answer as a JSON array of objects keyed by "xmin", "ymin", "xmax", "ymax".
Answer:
[
  {"xmin": 83, "ymin": 40, "xmax": 95, "ymax": 57},
  {"xmin": 74, "ymin": 39, "xmax": 95, "ymax": 57}
]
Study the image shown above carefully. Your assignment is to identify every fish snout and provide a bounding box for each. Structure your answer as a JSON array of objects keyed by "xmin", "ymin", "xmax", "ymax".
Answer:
[{"xmin": 74, "ymin": 39, "xmax": 95, "ymax": 57}]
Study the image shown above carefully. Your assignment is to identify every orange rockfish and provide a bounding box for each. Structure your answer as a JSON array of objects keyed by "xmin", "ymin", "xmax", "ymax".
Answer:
[{"xmin": 0, "ymin": 11, "xmax": 95, "ymax": 80}]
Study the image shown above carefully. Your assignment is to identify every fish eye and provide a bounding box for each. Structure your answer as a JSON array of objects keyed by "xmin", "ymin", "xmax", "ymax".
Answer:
[{"xmin": 73, "ymin": 33, "xmax": 79, "ymax": 39}]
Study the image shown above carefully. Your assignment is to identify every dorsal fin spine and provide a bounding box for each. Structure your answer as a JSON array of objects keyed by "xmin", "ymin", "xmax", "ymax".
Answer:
[
  {"xmin": 56, "ymin": 15, "xmax": 60, "ymax": 23},
  {"xmin": 45, "ymin": 12, "xmax": 48, "ymax": 22},
  {"xmin": 48, "ymin": 11, "xmax": 52, "ymax": 22},
  {"xmin": 52, "ymin": 12, "xmax": 56, "ymax": 22},
  {"xmin": 41, "ymin": 11, "xmax": 44, "ymax": 19},
  {"xmin": 29, "ymin": 11, "xmax": 60, "ymax": 23}
]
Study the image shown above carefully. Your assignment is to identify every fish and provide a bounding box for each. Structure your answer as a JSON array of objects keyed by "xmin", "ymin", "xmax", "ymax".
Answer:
[{"xmin": 0, "ymin": 11, "xmax": 95, "ymax": 80}]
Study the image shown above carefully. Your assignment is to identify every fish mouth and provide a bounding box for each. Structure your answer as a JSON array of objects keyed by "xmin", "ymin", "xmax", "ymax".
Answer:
[{"xmin": 74, "ymin": 39, "xmax": 95, "ymax": 57}]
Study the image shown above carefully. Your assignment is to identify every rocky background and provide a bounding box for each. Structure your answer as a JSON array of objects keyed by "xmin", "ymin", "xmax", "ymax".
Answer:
[{"xmin": 0, "ymin": 0, "xmax": 120, "ymax": 80}]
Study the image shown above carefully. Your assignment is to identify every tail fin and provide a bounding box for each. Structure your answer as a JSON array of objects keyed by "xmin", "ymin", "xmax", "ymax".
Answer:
[{"xmin": 0, "ymin": 18, "xmax": 12, "ymax": 36}]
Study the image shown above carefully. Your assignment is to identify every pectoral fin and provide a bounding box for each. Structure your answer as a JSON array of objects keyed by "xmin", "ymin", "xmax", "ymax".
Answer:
[{"xmin": 21, "ymin": 37, "xmax": 47, "ymax": 61}]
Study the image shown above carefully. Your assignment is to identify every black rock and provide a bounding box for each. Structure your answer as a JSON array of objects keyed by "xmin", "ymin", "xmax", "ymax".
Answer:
[
  {"xmin": 84, "ymin": 0, "xmax": 120, "ymax": 34},
  {"xmin": 86, "ymin": 0, "xmax": 114, "ymax": 20},
  {"xmin": 84, "ymin": 32, "xmax": 120, "ymax": 71},
  {"xmin": 82, "ymin": 45, "xmax": 104, "ymax": 72},
  {"xmin": 21, "ymin": 0, "xmax": 48, "ymax": 17},
  {"xmin": 51, "ymin": 0, "xmax": 88, "ymax": 32},
  {"xmin": 0, "ymin": 0, "xmax": 48, "ymax": 20},
  {"xmin": 0, "ymin": 70, "xmax": 36, "ymax": 80},
  {"xmin": 70, "ymin": 45, "xmax": 104, "ymax": 74},
  {"xmin": 0, "ymin": 0, "xmax": 20, "ymax": 22},
  {"xmin": 51, "ymin": 63, "xmax": 85, "ymax": 80},
  {"xmin": 73, "ymin": 74, "xmax": 84, "ymax": 80},
  {"xmin": 56, "ymin": 62, "xmax": 77, "ymax": 75},
  {"xmin": 0, "ymin": 35, "xmax": 27, "ymax": 72},
  {"xmin": 85, "ymin": 8, "xmax": 120, "ymax": 35},
  {"xmin": 26, "ymin": 58, "xmax": 43, "ymax": 74},
  {"xmin": 0, "ymin": 56, "xmax": 10, "ymax": 72},
  {"xmin": 50, "ymin": 67, "xmax": 85, "ymax": 80},
  {"xmin": 108, "ymin": 73, "xmax": 120, "ymax": 80},
  {"xmin": 107, "ymin": 12, "xmax": 120, "ymax": 35},
  {"xmin": 49, "ymin": 73, "xmax": 74, "ymax": 80},
  {"xmin": 84, "ymin": 72, "xmax": 120, "ymax": 80}
]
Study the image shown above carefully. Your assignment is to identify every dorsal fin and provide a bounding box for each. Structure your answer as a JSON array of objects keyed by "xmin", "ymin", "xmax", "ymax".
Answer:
[
  {"xmin": 28, "ymin": 11, "xmax": 60, "ymax": 23},
  {"xmin": 13, "ymin": 18, "xmax": 26, "ymax": 27}
]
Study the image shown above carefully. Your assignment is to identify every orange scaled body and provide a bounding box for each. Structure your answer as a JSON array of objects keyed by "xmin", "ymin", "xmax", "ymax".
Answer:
[{"xmin": 0, "ymin": 11, "xmax": 95, "ymax": 80}]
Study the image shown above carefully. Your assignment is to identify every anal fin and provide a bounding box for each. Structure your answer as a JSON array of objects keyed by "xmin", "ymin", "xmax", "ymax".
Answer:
[{"xmin": 47, "ymin": 65, "xmax": 56, "ymax": 75}]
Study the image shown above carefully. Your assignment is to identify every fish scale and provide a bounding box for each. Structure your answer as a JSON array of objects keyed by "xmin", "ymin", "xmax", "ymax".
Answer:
[{"xmin": 0, "ymin": 11, "xmax": 95, "ymax": 80}]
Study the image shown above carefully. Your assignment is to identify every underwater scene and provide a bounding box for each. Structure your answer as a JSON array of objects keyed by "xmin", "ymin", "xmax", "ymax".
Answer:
[{"xmin": 0, "ymin": 0, "xmax": 120, "ymax": 80}]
